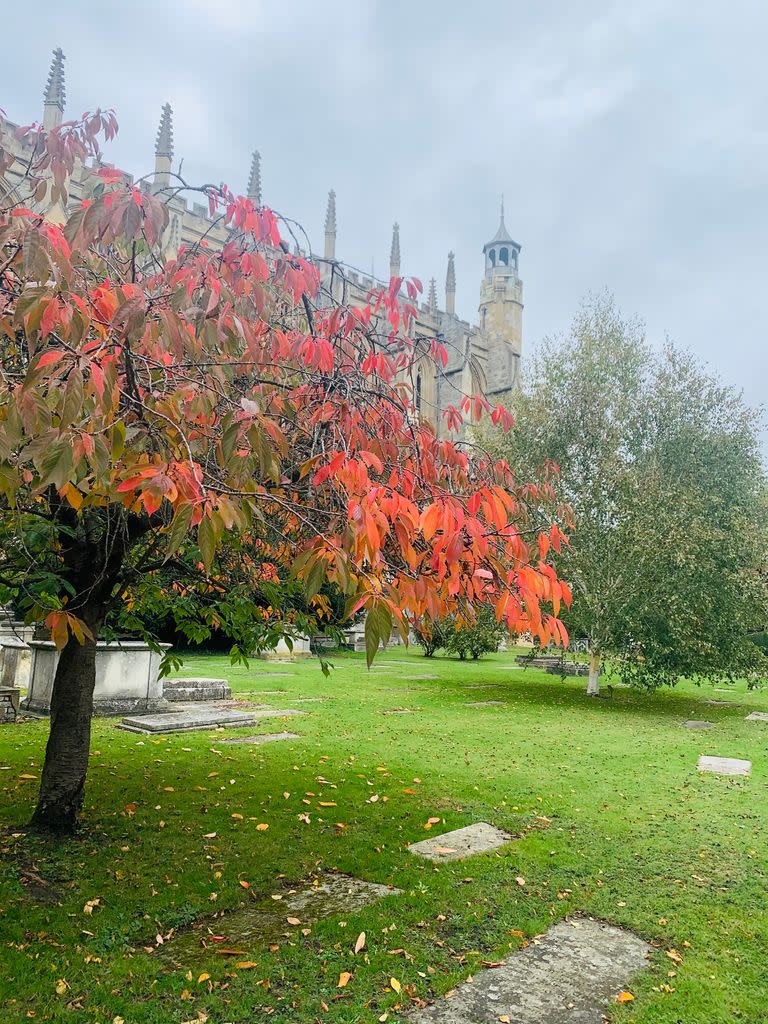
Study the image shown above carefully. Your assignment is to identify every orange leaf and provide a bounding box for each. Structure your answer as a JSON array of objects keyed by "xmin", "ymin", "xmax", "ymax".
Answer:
[{"xmin": 338, "ymin": 971, "xmax": 352, "ymax": 988}]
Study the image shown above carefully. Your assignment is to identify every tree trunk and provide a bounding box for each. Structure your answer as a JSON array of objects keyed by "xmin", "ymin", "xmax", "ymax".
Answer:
[
  {"xmin": 586, "ymin": 650, "xmax": 601, "ymax": 697},
  {"xmin": 29, "ymin": 621, "xmax": 99, "ymax": 834}
]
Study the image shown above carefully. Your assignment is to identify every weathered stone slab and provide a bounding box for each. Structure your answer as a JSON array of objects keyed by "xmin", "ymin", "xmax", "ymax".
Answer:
[
  {"xmin": 251, "ymin": 672, "xmax": 295, "ymax": 678},
  {"xmin": 164, "ymin": 678, "xmax": 231, "ymax": 702},
  {"xmin": 697, "ymin": 755, "xmax": 751, "ymax": 777},
  {"xmin": 683, "ymin": 720, "xmax": 714, "ymax": 730},
  {"xmin": 382, "ymin": 707, "xmax": 412, "ymax": 715},
  {"xmin": 407, "ymin": 916, "xmax": 650, "ymax": 1023},
  {"xmin": 118, "ymin": 705, "xmax": 305, "ymax": 734},
  {"xmin": 465, "ymin": 700, "xmax": 505, "ymax": 707},
  {"xmin": 408, "ymin": 822, "xmax": 513, "ymax": 862},
  {"xmin": 745, "ymin": 712, "xmax": 768, "ymax": 722},
  {"xmin": 286, "ymin": 697, "xmax": 324, "ymax": 704},
  {"xmin": 220, "ymin": 732, "xmax": 301, "ymax": 745},
  {"xmin": 240, "ymin": 689, "xmax": 286, "ymax": 695},
  {"xmin": 704, "ymin": 700, "xmax": 733, "ymax": 706},
  {"xmin": 157, "ymin": 874, "xmax": 401, "ymax": 967},
  {"xmin": 403, "ymin": 674, "xmax": 438, "ymax": 680}
]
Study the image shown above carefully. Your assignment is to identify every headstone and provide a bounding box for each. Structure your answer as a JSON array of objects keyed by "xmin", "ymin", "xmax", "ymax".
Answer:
[
  {"xmin": 408, "ymin": 822, "xmax": 512, "ymax": 862},
  {"xmin": 164, "ymin": 678, "xmax": 231, "ymax": 702},
  {"xmin": 0, "ymin": 636, "xmax": 31, "ymax": 692},
  {"xmin": 118, "ymin": 705, "xmax": 305, "ymax": 735},
  {"xmin": 697, "ymin": 755, "xmax": 751, "ymax": 777},
  {"xmin": 745, "ymin": 712, "xmax": 768, "ymax": 722},
  {"xmin": 683, "ymin": 720, "xmax": 713, "ymax": 730},
  {"xmin": 0, "ymin": 687, "xmax": 20, "ymax": 723},
  {"xmin": 157, "ymin": 874, "xmax": 401, "ymax": 967},
  {"xmin": 261, "ymin": 635, "xmax": 312, "ymax": 660},
  {"xmin": 406, "ymin": 916, "xmax": 650, "ymax": 1023},
  {"xmin": 220, "ymin": 732, "xmax": 301, "ymax": 745}
]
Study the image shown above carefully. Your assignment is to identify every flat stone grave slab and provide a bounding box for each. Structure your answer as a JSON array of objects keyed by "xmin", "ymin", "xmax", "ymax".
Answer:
[
  {"xmin": 746, "ymin": 712, "xmax": 768, "ymax": 722},
  {"xmin": 408, "ymin": 822, "xmax": 513, "ymax": 862},
  {"xmin": 286, "ymin": 697, "xmax": 324, "ymax": 704},
  {"xmin": 464, "ymin": 684, "xmax": 496, "ymax": 689},
  {"xmin": 704, "ymin": 700, "xmax": 734, "ymax": 706},
  {"xmin": 382, "ymin": 707, "xmax": 413, "ymax": 715},
  {"xmin": 220, "ymin": 732, "xmax": 301, "ymax": 745},
  {"xmin": 251, "ymin": 672, "xmax": 295, "ymax": 678},
  {"xmin": 239, "ymin": 689, "xmax": 286, "ymax": 696},
  {"xmin": 683, "ymin": 720, "xmax": 714, "ymax": 730},
  {"xmin": 407, "ymin": 916, "xmax": 650, "ymax": 1023},
  {"xmin": 118, "ymin": 705, "xmax": 305, "ymax": 735},
  {"xmin": 465, "ymin": 700, "xmax": 506, "ymax": 707},
  {"xmin": 698, "ymin": 755, "xmax": 751, "ymax": 777},
  {"xmin": 156, "ymin": 874, "xmax": 401, "ymax": 967}
]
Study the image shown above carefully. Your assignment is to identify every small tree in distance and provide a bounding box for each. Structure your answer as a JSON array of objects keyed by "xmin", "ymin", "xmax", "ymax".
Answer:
[
  {"xmin": 484, "ymin": 294, "xmax": 768, "ymax": 695},
  {"xmin": 0, "ymin": 110, "xmax": 571, "ymax": 833}
]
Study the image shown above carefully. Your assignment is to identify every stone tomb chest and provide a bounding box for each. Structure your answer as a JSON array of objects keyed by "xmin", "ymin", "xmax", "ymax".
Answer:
[{"xmin": 22, "ymin": 640, "xmax": 170, "ymax": 716}]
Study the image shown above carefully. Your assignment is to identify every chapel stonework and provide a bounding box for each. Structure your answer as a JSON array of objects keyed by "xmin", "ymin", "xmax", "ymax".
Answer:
[{"xmin": 1, "ymin": 49, "xmax": 524, "ymax": 437}]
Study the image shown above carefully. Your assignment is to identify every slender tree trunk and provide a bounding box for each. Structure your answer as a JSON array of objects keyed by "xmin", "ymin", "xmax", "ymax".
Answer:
[
  {"xmin": 586, "ymin": 649, "xmax": 601, "ymax": 697},
  {"xmin": 29, "ymin": 609, "xmax": 101, "ymax": 834}
]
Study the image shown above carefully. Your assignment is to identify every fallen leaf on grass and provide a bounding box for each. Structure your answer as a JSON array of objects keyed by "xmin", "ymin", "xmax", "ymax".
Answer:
[
  {"xmin": 616, "ymin": 991, "xmax": 635, "ymax": 1002},
  {"xmin": 197, "ymin": 973, "xmax": 210, "ymax": 984},
  {"xmin": 236, "ymin": 961, "xmax": 258, "ymax": 969},
  {"xmin": 231, "ymin": 813, "xmax": 244, "ymax": 820},
  {"xmin": 515, "ymin": 876, "xmax": 526, "ymax": 886},
  {"xmin": 423, "ymin": 817, "xmax": 440, "ymax": 830},
  {"xmin": 239, "ymin": 880, "xmax": 250, "ymax": 889},
  {"xmin": 354, "ymin": 931, "xmax": 366, "ymax": 954},
  {"xmin": 216, "ymin": 948, "xmax": 247, "ymax": 956},
  {"xmin": 390, "ymin": 977, "xmax": 401, "ymax": 994},
  {"xmin": 338, "ymin": 971, "xmax": 352, "ymax": 988},
  {"xmin": 286, "ymin": 917, "xmax": 301, "ymax": 926},
  {"xmin": 256, "ymin": 823, "xmax": 269, "ymax": 831},
  {"xmin": 666, "ymin": 949, "xmax": 684, "ymax": 964}
]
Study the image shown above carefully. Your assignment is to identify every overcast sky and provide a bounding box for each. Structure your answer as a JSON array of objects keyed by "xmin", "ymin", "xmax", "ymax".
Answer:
[{"xmin": 4, "ymin": 1, "xmax": 767, "ymax": 450}]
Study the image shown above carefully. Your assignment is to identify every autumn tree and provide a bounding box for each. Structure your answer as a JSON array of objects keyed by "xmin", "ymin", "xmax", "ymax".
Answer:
[
  {"xmin": 483, "ymin": 294, "xmax": 768, "ymax": 695},
  {"xmin": 0, "ymin": 110, "xmax": 570, "ymax": 833}
]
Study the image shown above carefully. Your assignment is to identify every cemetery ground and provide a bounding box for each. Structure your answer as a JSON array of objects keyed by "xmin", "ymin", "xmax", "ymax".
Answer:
[{"xmin": 0, "ymin": 650, "xmax": 766, "ymax": 1024}]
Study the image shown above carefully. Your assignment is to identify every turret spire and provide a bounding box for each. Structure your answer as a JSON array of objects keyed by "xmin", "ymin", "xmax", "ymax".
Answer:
[
  {"xmin": 389, "ymin": 222, "xmax": 401, "ymax": 280},
  {"xmin": 247, "ymin": 150, "xmax": 262, "ymax": 205},
  {"xmin": 445, "ymin": 251, "xmax": 456, "ymax": 316},
  {"xmin": 428, "ymin": 277, "xmax": 438, "ymax": 315},
  {"xmin": 324, "ymin": 189, "xmax": 337, "ymax": 260},
  {"xmin": 43, "ymin": 48, "xmax": 66, "ymax": 130},
  {"xmin": 153, "ymin": 103, "xmax": 174, "ymax": 192},
  {"xmin": 155, "ymin": 103, "xmax": 174, "ymax": 159}
]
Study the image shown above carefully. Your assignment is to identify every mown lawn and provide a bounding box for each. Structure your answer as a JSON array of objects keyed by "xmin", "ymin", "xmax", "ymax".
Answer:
[{"xmin": 1, "ymin": 649, "xmax": 766, "ymax": 1023}]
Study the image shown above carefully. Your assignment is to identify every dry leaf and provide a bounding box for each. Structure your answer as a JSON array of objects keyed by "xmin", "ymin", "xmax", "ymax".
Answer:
[
  {"xmin": 236, "ymin": 961, "xmax": 258, "ymax": 969},
  {"xmin": 197, "ymin": 972, "xmax": 210, "ymax": 984},
  {"xmin": 616, "ymin": 991, "xmax": 635, "ymax": 1003},
  {"xmin": 666, "ymin": 949, "xmax": 684, "ymax": 964},
  {"xmin": 18, "ymin": 774, "xmax": 36, "ymax": 780},
  {"xmin": 338, "ymin": 971, "xmax": 353, "ymax": 988},
  {"xmin": 390, "ymin": 977, "xmax": 401, "ymax": 993},
  {"xmin": 424, "ymin": 817, "xmax": 440, "ymax": 830},
  {"xmin": 231, "ymin": 813, "xmax": 243, "ymax": 820},
  {"xmin": 203, "ymin": 832, "xmax": 217, "ymax": 839},
  {"xmin": 287, "ymin": 917, "xmax": 301, "ymax": 926},
  {"xmin": 354, "ymin": 931, "xmax": 366, "ymax": 954},
  {"xmin": 515, "ymin": 876, "xmax": 526, "ymax": 886},
  {"xmin": 256, "ymin": 823, "xmax": 269, "ymax": 831},
  {"xmin": 54, "ymin": 980, "xmax": 68, "ymax": 995},
  {"xmin": 239, "ymin": 880, "xmax": 250, "ymax": 888}
]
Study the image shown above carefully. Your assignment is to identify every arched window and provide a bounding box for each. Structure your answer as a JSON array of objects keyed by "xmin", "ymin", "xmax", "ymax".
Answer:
[
  {"xmin": 499, "ymin": 247, "xmax": 509, "ymax": 265},
  {"xmin": 415, "ymin": 371, "xmax": 422, "ymax": 414},
  {"xmin": 489, "ymin": 248, "xmax": 496, "ymax": 266}
]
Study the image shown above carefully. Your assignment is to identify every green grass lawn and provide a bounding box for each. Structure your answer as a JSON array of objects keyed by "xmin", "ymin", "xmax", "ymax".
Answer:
[{"xmin": 1, "ymin": 649, "xmax": 766, "ymax": 1023}]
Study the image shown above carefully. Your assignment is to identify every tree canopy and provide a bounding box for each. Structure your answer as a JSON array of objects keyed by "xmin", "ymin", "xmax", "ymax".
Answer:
[
  {"xmin": 483, "ymin": 294, "xmax": 768, "ymax": 694},
  {"xmin": 0, "ymin": 108, "xmax": 569, "ymax": 830}
]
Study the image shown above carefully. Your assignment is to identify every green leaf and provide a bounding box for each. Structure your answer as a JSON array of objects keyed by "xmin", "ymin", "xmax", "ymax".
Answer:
[
  {"xmin": 164, "ymin": 504, "xmax": 194, "ymax": 559},
  {"xmin": 365, "ymin": 601, "xmax": 392, "ymax": 668},
  {"xmin": 198, "ymin": 517, "xmax": 216, "ymax": 572}
]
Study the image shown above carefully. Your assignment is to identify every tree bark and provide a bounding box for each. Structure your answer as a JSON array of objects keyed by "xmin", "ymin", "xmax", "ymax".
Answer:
[
  {"xmin": 29, "ymin": 620, "xmax": 99, "ymax": 833},
  {"xmin": 586, "ymin": 649, "xmax": 601, "ymax": 697}
]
